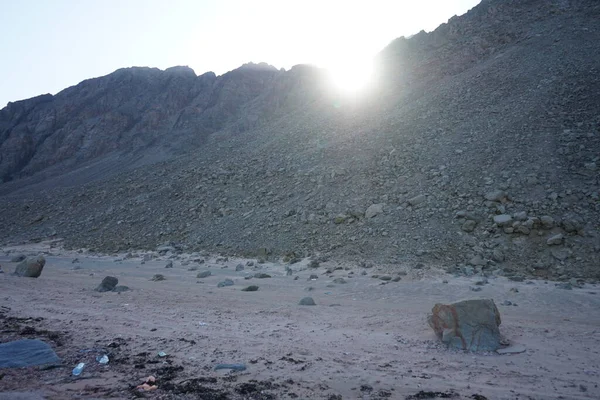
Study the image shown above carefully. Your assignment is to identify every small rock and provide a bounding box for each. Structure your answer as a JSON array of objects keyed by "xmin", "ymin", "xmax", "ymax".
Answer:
[
  {"xmin": 470, "ymin": 286, "xmax": 483, "ymax": 292},
  {"xmin": 13, "ymin": 256, "xmax": 46, "ymax": 278},
  {"xmin": 95, "ymin": 276, "xmax": 118, "ymax": 292},
  {"xmin": 308, "ymin": 260, "xmax": 320, "ymax": 268},
  {"xmin": 491, "ymin": 249, "xmax": 505, "ymax": 262},
  {"xmin": 555, "ymin": 282, "xmax": 572, "ymax": 290},
  {"xmin": 379, "ymin": 276, "xmax": 392, "ymax": 281},
  {"xmin": 462, "ymin": 220, "xmax": 477, "ymax": 232},
  {"xmin": 217, "ymin": 279, "xmax": 234, "ymax": 288},
  {"xmin": 546, "ymin": 234, "xmax": 564, "ymax": 246},
  {"xmin": 299, "ymin": 297, "xmax": 316, "ymax": 306},
  {"xmin": 540, "ymin": 215, "xmax": 554, "ymax": 229},
  {"xmin": 509, "ymin": 287, "xmax": 519, "ymax": 293},
  {"xmin": 254, "ymin": 273, "xmax": 271, "ymax": 279},
  {"xmin": 241, "ymin": 285, "xmax": 259, "ymax": 292},
  {"xmin": 484, "ymin": 190, "xmax": 506, "ymax": 202},
  {"xmin": 333, "ymin": 278, "xmax": 347, "ymax": 284},
  {"xmin": 513, "ymin": 211, "xmax": 527, "ymax": 221},
  {"xmin": 197, "ymin": 271, "xmax": 211, "ymax": 278},
  {"xmin": 468, "ymin": 255, "xmax": 486, "ymax": 266},
  {"xmin": 165, "ymin": 261, "xmax": 173, "ymax": 269},
  {"xmin": 365, "ymin": 203, "xmax": 385, "ymax": 218},
  {"xmin": 407, "ymin": 194, "xmax": 426, "ymax": 206},
  {"xmin": 151, "ymin": 274, "xmax": 165, "ymax": 281},
  {"xmin": 493, "ymin": 214, "xmax": 513, "ymax": 226},
  {"xmin": 392, "ymin": 276, "xmax": 402, "ymax": 282},
  {"xmin": 308, "ymin": 274, "xmax": 319, "ymax": 280},
  {"xmin": 113, "ymin": 285, "xmax": 130, "ymax": 293},
  {"xmin": 235, "ymin": 264, "xmax": 244, "ymax": 272},
  {"xmin": 294, "ymin": 276, "xmax": 299, "ymax": 280},
  {"xmin": 501, "ymin": 300, "xmax": 512, "ymax": 306}
]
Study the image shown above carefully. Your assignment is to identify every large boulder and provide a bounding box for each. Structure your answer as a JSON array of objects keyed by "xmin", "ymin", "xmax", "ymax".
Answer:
[
  {"xmin": 13, "ymin": 256, "xmax": 46, "ymax": 278},
  {"xmin": 427, "ymin": 299, "xmax": 501, "ymax": 352}
]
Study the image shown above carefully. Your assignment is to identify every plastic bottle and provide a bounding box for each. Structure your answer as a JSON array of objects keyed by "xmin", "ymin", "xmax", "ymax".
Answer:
[
  {"xmin": 96, "ymin": 355, "xmax": 109, "ymax": 364},
  {"xmin": 72, "ymin": 362, "xmax": 85, "ymax": 376}
]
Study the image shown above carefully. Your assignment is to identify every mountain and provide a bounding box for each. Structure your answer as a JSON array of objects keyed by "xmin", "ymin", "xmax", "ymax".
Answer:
[{"xmin": 1, "ymin": 0, "xmax": 599, "ymax": 281}]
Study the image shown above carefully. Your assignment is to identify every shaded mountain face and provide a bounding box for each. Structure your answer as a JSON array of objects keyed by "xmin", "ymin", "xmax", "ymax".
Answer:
[
  {"xmin": 1, "ymin": 0, "xmax": 599, "ymax": 280},
  {"xmin": 0, "ymin": 62, "xmax": 330, "ymax": 186}
]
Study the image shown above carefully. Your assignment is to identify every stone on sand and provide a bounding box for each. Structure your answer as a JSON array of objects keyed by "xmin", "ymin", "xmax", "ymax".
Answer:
[
  {"xmin": 13, "ymin": 256, "xmax": 46, "ymax": 278},
  {"xmin": 197, "ymin": 271, "xmax": 211, "ymax": 278},
  {"xmin": 427, "ymin": 299, "xmax": 502, "ymax": 351},
  {"xmin": 299, "ymin": 297, "xmax": 316, "ymax": 306},
  {"xmin": 217, "ymin": 279, "xmax": 234, "ymax": 287},
  {"xmin": 95, "ymin": 276, "xmax": 118, "ymax": 292}
]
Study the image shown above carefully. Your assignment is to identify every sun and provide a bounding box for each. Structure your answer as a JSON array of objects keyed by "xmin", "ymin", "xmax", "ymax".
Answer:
[{"xmin": 327, "ymin": 58, "xmax": 374, "ymax": 94}]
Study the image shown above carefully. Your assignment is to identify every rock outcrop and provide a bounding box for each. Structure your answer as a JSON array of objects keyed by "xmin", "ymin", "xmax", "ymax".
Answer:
[
  {"xmin": 428, "ymin": 299, "xmax": 502, "ymax": 352},
  {"xmin": 13, "ymin": 256, "xmax": 46, "ymax": 278}
]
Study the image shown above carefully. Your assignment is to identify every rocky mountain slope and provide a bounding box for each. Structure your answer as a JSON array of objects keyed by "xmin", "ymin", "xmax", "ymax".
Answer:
[{"xmin": 1, "ymin": 0, "xmax": 599, "ymax": 280}]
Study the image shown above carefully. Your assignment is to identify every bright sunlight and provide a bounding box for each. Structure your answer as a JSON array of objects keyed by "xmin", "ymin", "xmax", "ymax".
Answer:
[{"xmin": 327, "ymin": 58, "xmax": 374, "ymax": 94}]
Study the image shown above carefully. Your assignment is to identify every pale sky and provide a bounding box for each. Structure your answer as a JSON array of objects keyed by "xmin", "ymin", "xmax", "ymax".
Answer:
[{"xmin": 0, "ymin": 0, "xmax": 480, "ymax": 108}]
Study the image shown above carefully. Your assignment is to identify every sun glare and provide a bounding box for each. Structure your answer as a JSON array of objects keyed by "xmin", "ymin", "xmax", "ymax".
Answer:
[{"xmin": 327, "ymin": 59, "xmax": 374, "ymax": 94}]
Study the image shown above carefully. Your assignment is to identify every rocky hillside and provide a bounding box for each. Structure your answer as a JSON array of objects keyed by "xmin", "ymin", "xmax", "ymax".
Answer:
[{"xmin": 1, "ymin": 0, "xmax": 599, "ymax": 281}]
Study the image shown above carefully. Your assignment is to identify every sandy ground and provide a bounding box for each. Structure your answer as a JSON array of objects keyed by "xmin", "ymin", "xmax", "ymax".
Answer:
[{"xmin": 1, "ymin": 241, "xmax": 599, "ymax": 400}]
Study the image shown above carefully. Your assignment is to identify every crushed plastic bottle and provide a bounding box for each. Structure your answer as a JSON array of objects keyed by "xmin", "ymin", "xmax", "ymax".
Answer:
[
  {"xmin": 72, "ymin": 362, "xmax": 85, "ymax": 376},
  {"xmin": 96, "ymin": 355, "xmax": 109, "ymax": 364}
]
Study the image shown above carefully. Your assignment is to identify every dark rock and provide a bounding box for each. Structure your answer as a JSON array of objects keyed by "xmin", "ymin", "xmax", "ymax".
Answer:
[
  {"xmin": 333, "ymin": 278, "xmax": 347, "ymax": 284},
  {"xmin": 95, "ymin": 276, "xmax": 118, "ymax": 292},
  {"xmin": 428, "ymin": 299, "xmax": 502, "ymax": 351},
  {"xmin": 241, "ymin": 285, "xmax": 259, "ymax": 292},
  {"xmin": 151, "ymin": 274, "xmax": 165, "ymax": 281},
  {"xmin": 299, "ymin": 297, "xmax": 316, "ymax": 306},
  {"xmin": 308, "ymin": 274, "xmax": 318, "ymax": 280},
  {"xmin": 13, "ymin": 256, "xmax": 45, "ymax": 278},
  {"xmin": 217, "ymin": 279, "xmax": 234, "ymax": 287},
  {"xmin": 379, "ymin": 276, "xmax": 392, "ymax": 281},
  {"xmin": 197, "ymin": 271, "xmax": 211, "ymax": 278},
  {"xmin": 165, "ymin": 261, "xmax": 173, "ymax": 268},
  {"xmin": 254, "ymin": 273, "xmax": 271, "ymax": 279},
  {"xmin": 235, "ymin": 264, "xmax": 244, "ymax": 271},
  {"xmin": 555, "ymin": 282, "xmax": 572, "ymax": 290}
]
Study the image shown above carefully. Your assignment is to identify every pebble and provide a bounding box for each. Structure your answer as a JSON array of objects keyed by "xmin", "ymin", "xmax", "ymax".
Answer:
[
  {"xmin": 241, "ymin": 285, "xmax": 259, "ymax": 292},
  {"xmin": 165, "ymin": 261, "xmax": 173, "ymax": 269},
  {"xmin": 151, "ymin": 274, "xmax": 165, "ymax": 281}
]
